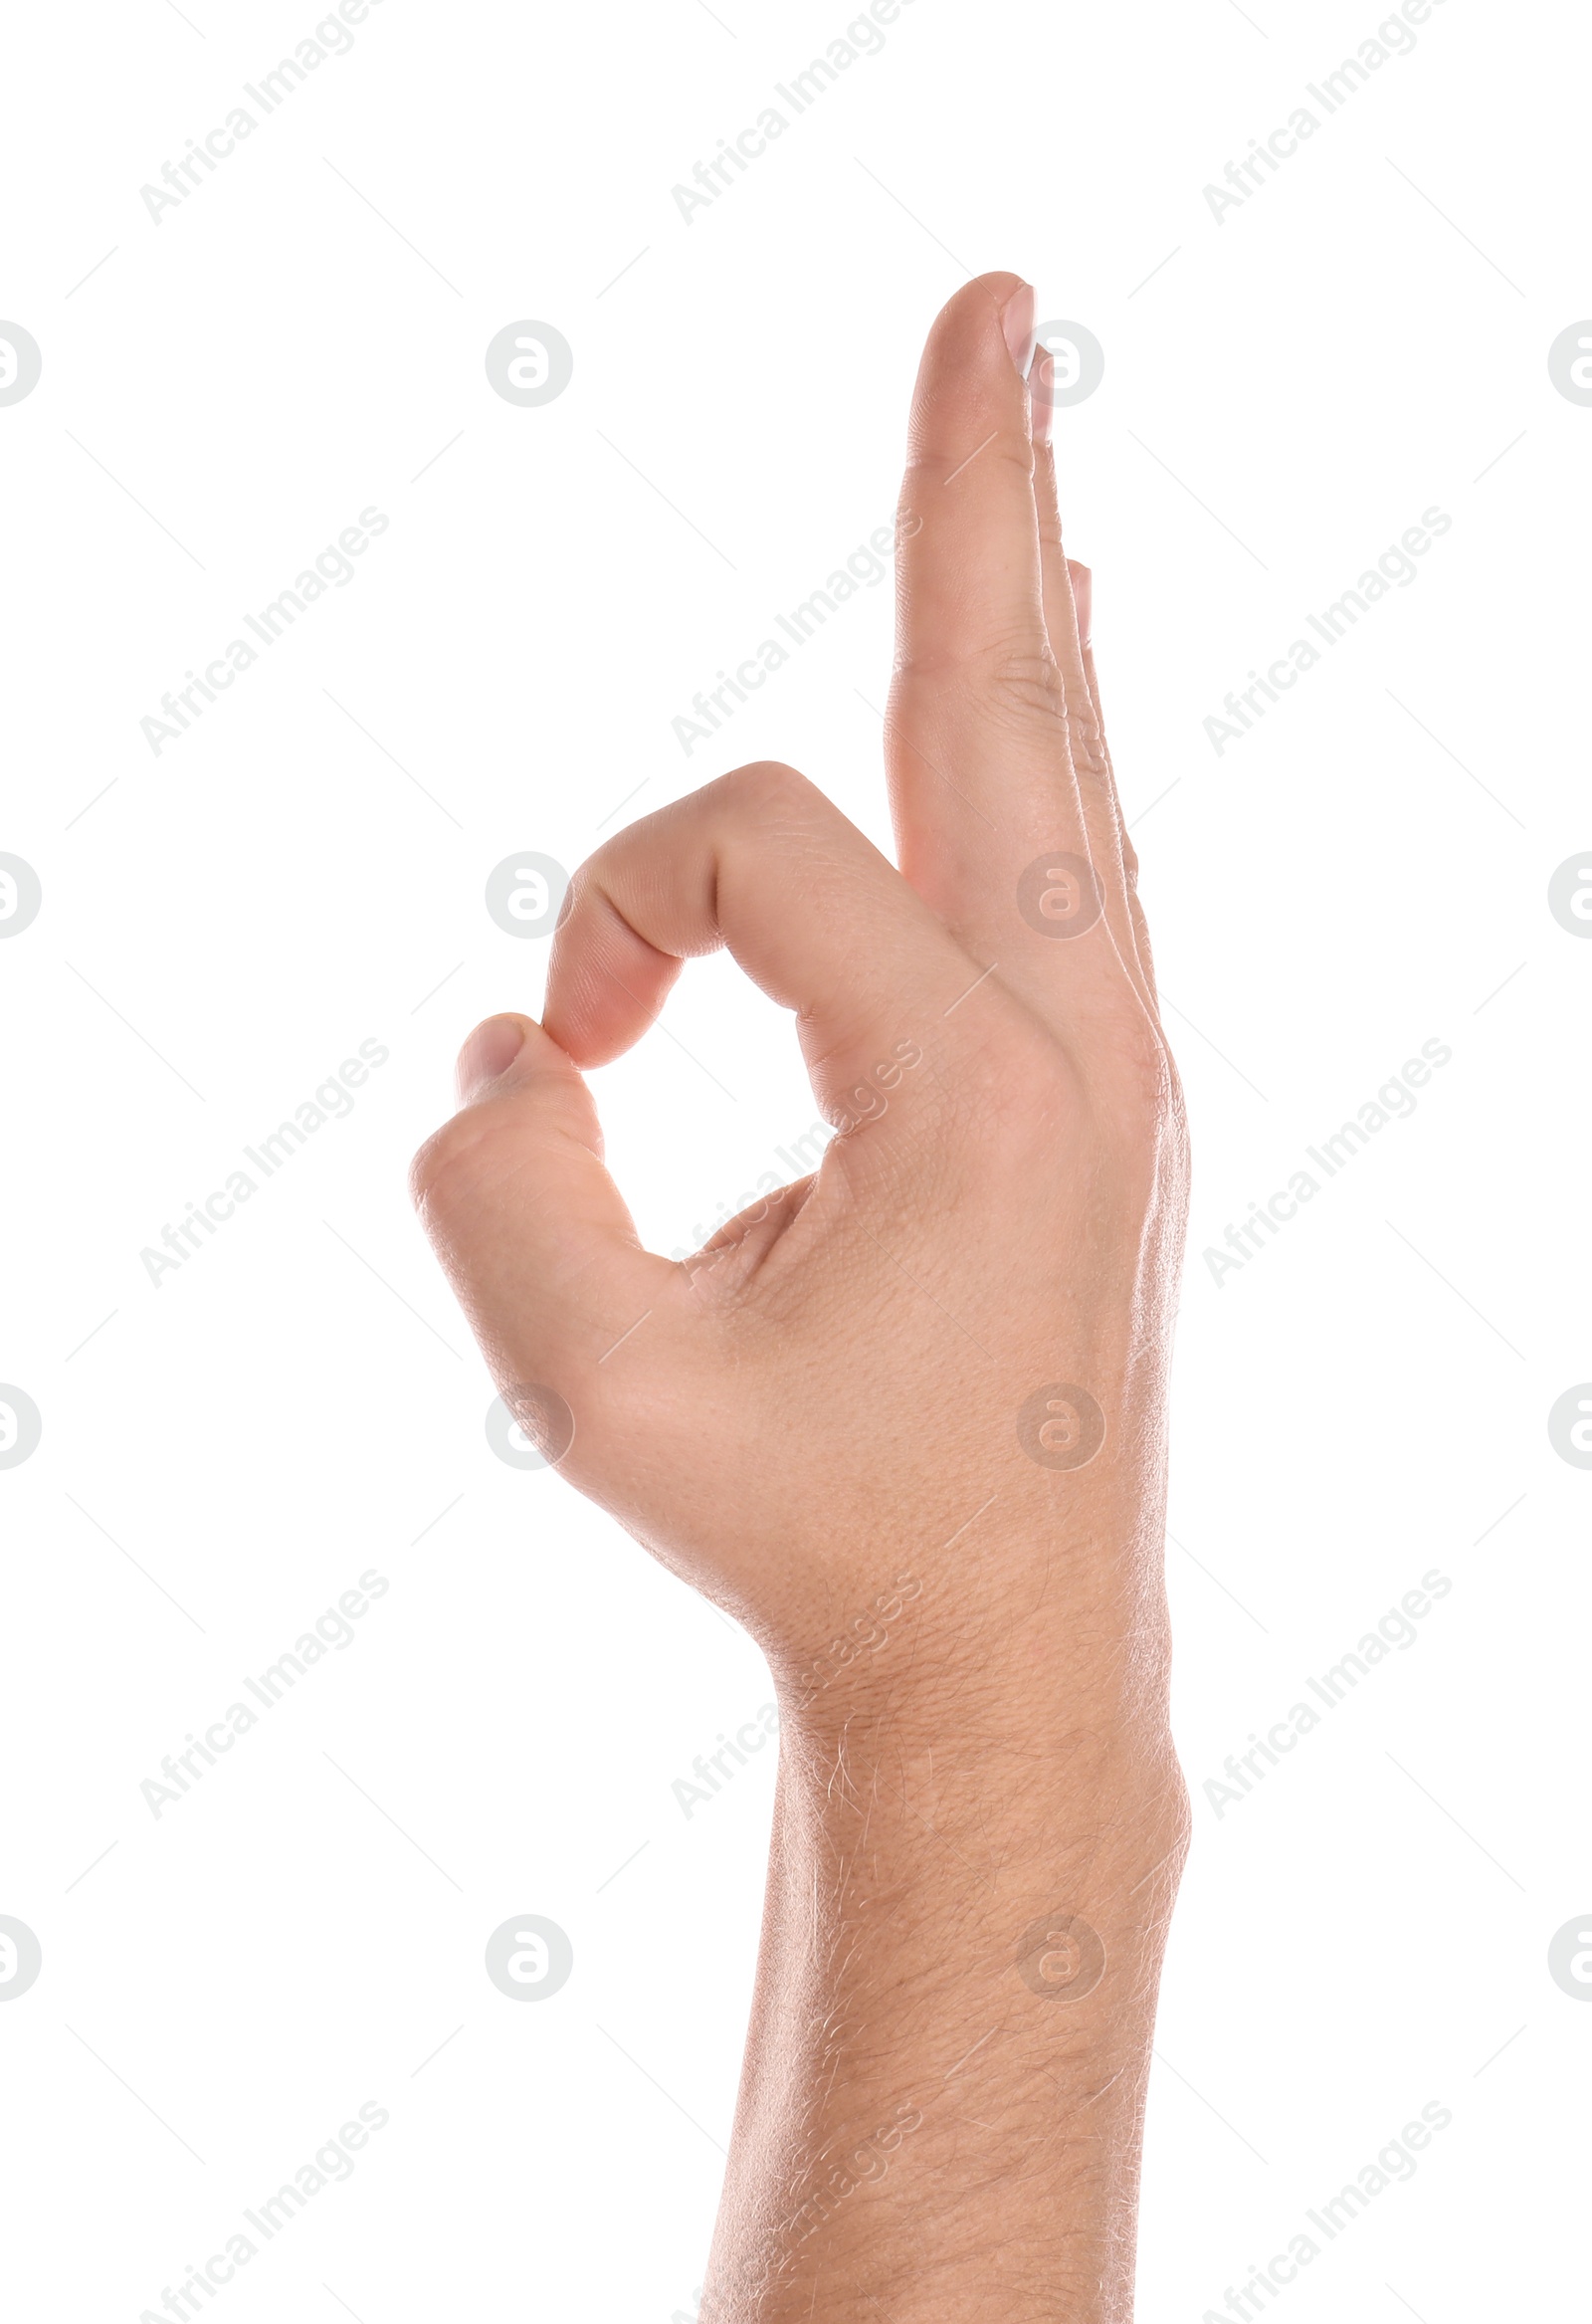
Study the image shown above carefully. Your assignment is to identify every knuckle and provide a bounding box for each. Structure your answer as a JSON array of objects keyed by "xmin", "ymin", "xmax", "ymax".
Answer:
[
  {"xmin": 715, "ymin": 759, "xmax": 818, "ymax": 823},
  {"xmin": 982, "ymin": 647, "xmax": 1070, "ymax": 733},
  {"xmin": 1071, "ymin": 715, "xmax": 1108, "ymax": 783},
  {"xmin": 897, "ymin": 641, "xmax": 1070, "ymax": 737},
  {"xmin": 905, "ymin": 430, "xmax": 1034, "ymax": 493}
]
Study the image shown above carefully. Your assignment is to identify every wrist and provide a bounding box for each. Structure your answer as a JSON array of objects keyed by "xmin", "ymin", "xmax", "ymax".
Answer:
[{"xmin": 768, "ymin": 1506, "xmax": 1180, "ymax": 1796}]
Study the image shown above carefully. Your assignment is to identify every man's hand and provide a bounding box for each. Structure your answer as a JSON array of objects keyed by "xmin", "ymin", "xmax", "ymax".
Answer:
[{"xmin": 412, "ymin": 272, "xmax": 1190, "ymax": 2321}]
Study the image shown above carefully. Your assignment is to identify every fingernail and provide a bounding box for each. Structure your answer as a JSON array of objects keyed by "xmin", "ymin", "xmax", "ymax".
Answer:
[
  {"xmin": 1028, "ymin": 347, "xmax": 1054, "ymax": 446},
  {"xmin": 456, "ymin": 1014, "xmax": 526, "ymax": 1104},
  {"xmin": 1000, "ymin": 281, "xmax": 1036, "ymax": 379}
]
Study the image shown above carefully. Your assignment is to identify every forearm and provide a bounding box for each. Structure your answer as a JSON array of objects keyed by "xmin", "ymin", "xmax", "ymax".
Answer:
[
  {"xmin": 702, "ymin": 1542, "xmax": 1190, "ymax": 2321},
  {"xmin": 411, "ymin": 266, "xmax": 1194, "ymax": 2322}
]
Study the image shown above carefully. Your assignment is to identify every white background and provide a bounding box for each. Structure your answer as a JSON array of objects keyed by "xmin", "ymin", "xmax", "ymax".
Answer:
[{"xmin": 1, "ymin": 0, "xmax": 1587, "ymax": 2316}]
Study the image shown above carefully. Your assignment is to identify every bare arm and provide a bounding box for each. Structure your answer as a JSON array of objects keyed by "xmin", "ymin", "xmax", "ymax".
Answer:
[{"xmin": 413, "ymin": 272, "xmax": 1190, "ymax": 2320}]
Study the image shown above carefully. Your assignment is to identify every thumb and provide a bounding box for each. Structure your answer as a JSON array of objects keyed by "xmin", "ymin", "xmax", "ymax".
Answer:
[{"xmin": 410, "ymin": 1012, "xmax": 677, "ymax": 1457}]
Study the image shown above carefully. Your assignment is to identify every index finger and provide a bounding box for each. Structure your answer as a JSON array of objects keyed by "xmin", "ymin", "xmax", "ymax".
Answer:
[{"xmin": 543, "ymin": 762, "xmax": 1016, "ymax": 1130}]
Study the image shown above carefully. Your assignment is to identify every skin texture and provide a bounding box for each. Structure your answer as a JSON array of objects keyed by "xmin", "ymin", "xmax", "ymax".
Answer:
[{"xmin": 412, "ymin": 272, "xmax": 1191, "ymax": 2320}]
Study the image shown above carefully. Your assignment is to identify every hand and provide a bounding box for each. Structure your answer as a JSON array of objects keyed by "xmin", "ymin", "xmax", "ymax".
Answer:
[{"xmin": 413, "ymin": 271, "xmax": 1190, "ymax": 2322}]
